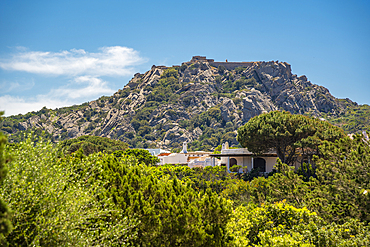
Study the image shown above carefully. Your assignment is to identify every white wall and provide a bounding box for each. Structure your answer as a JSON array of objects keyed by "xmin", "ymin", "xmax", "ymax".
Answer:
[
  {"xmin": 222, "ymin": 156, "xmax": 277, "ymax": 173},
  {"xmin": 160, "ymin": 153, "xmax": 187, "ymax": 165},
  {"xmin": 265, "ymin": 157, "xmax": 277, "ymax": 173},
  {"xmin": 188, "ymin": 158, "xmax": 213, "ymax": 168}
]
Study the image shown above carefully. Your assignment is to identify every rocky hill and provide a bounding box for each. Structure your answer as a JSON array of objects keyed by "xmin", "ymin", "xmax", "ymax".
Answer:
[{"xmin": 1, "ymin": 56, "xmax": 368, "ymax": 151}]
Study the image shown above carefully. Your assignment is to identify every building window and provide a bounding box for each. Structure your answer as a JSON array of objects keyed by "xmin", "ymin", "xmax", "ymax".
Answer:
[
  {"xmin": 230, "ymin": 158, "xmax": 237, "ymax": 167},
  {"xmin": 254, "ymin": 158, "xmax": 266, "ymax": 172}
]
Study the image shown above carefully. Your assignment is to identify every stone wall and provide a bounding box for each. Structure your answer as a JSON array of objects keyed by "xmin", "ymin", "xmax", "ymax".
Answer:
[
  {"xmin": 191, "ymin": 56, "xmax": 214, "ymax": 63},
  {"xmin": 209, "ymin": 61, "xmax": 255, "ymax": 70},
  {"xmin": 190, "ymin": 56, "xmax": 257, "ymax": 70}
]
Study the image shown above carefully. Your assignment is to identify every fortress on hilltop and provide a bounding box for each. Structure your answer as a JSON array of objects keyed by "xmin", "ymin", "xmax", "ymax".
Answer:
[
  {"xmin": 151, "ymin": 56, "xmax": 260, "ymax": 70},
  {"xmin": 190, "ymin": 56, "xmax": 257, "ymax": 70}
]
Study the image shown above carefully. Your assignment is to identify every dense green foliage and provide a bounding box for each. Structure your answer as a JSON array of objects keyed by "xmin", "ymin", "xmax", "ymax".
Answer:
[
  {"xmin": 237, "ymin": 111, "xmax": 345, "ymax": 165},
  {"xmin": 149, "ymin": 165, "xmax": 233, "ymax": 193},
  {"xmin": 312, "ymin": 134, "xmax": 370, "ymax": 223},
  {"xmin": 59, "ymin": 135, "xmax": 128, "ymax": 156},
  {"xmin": 114, "ymin": 148, "xmax": 160, "ymax": 166},
  {"xmin": 328, "ymin": 103, "xmax": 370, "ymax": 133},
  {"xmin": 0, "ymin": 112, "xmax": 12, "ymax": 241},
  {"xmin": 227, "ymin": 201, "xmax": 370, "ymax": 246},
  {"xmin": 99, "ymin": 157, "xmax": 231, "ymax": 246},
  {"xmin": 186, "ymin": 110, "xmax": 239, "ymax": 151},
  {"xmin": 242, "ymin": 133, "xmax": 370, "ymax": 225},
  {"xmin": 1, "ymin": 135, "xmax": 236, "ymax": 246},
  {"xmin": 1, "ymin": 127, "xmax": 369, "ymax": 245},
  {"xmin": 0, "ymin": 107, "xmax": 52, "ymax": 135},
  {"xmin": 147, "ymin": 68, "xmax": 181, "ymax": 104},
  {"xmin": 1, "ymin": 135, "xmax": 135, "ymax": 246}
]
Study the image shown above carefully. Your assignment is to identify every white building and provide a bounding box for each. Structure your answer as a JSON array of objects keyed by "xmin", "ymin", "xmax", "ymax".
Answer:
[
  {"xmin": 209, "ymin": 143, "xmax": 278, "ymax": 173},
  {"xmin": 188, "ymin": 155, "xmax": 220, "ymax": 168},
  {"xmin": 145, "ymin": 148, "xmax": 171, "ymax": 156},
  {"xmin": 157, "ymin": 152, "xmax": 188, "ymax": 165}
]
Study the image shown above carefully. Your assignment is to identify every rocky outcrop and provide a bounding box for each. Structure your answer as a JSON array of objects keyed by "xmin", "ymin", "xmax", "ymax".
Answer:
[
  {"xmin": 240, "ymin": 89, "xmax": 277, "ymax": 122},
  {"xmin": 6, "ymin": 56, "xmax": 350, "ymax": 149}
]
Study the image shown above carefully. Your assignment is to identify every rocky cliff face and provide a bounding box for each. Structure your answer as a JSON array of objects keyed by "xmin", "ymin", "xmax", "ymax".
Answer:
[{"xmin": 4, "ymin": 57, "xmax": 353, "ymax": 150}]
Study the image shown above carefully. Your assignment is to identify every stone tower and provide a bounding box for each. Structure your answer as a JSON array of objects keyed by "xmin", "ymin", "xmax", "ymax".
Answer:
[{"xmin": 181, "ymin": 142, "xmax": 188, "ymax": 154}]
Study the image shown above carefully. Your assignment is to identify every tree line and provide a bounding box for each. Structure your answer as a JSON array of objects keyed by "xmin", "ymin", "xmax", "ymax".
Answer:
[{"xmin": 0, "ymin": 111, "xmax": 369, "ymax": 246}]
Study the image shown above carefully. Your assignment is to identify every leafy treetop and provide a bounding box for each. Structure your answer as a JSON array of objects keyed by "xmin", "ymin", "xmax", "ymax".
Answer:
[
  {"xmin": 59, "ymin": 135, "xmax": 129, "ymax": 156},
  {"xmin": 0, "ymin": 112, "xmax": 12, "ymax": 240},
  {"xmin": 114, "ymin": 148, "xmax": 160, "ymax": 166},
  {"xmin": 237, "ymin": 111, "xmax": 345, "ymax": 165}
]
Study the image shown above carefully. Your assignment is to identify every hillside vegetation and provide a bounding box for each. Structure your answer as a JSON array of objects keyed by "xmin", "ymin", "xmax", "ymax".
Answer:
[
  {"xmin": 1, "ymin": 120, "xmax": 369, "ymax": 246},
  {"xmin": 326, "ymin": 102, "xmax": 370, "ymax": 133},
  {"xmin": 59, "ymin": 135, "xmax": 128, "ymax": 156},
  {"xmin": 1, "ymin": 57, "xmax": 369, "ymax": 151}
]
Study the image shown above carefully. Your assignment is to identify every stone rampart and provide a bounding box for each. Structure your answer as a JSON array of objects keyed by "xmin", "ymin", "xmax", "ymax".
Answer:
[
  {"xmin": 151, "ymin": 65, "xmax": 180, "ymax": 70},
  {"xmin": 191, "ymin": 56, "xmax": 257, "ymax": 70},
  {"xmin": 191, "ymin": 56, "xmax": 215, "ymax": 63},
  {"xmin": 210, "ymin": 61, "xmax": 255, "ymax": 70}
]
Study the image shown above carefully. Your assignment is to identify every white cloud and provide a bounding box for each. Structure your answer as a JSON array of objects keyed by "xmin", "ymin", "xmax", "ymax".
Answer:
[
  {"xmin": 0, "ymin": 46, "xmax": 146, "ymax": 116},
  {"xmin": 49, "ymin": 76, "xmax": 115, "ymax": 99},
  {"xmin": 0, "ymin": 76, "xmax": 116, "ymax": 116},
  {"xmin": 0, "ymin": 46, "xmax": 146, "ymax": 77},
  {"xmin": 0, "ymin": 95, "xmax": 67, "ymax": 116},
  {"xmin": 0, "ymin": 79, "xmax": 35, "ymax": 93},
  {"xmin": 0, "ymin": 82, "xmax": 20, "ymax": 93}
]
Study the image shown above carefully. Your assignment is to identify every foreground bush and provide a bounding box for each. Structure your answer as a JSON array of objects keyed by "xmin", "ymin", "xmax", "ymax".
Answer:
[
  {"xmin": 0, "ymin": 112, "xmax": 12, "ymax": 242},
  {"xmin": 1, "ymin": 135, "xmax": 135, "ymax": 246},
  {"xmin": 99, "ymin": 155, "xmax": 232, "ymax": 246},
  {"xmin": 227, "ymin": 201, "xmax": 370, "ymax": 247},
  {"xmin": 1, "ymin": 134, "xmax": 232, "ymax": 246}
]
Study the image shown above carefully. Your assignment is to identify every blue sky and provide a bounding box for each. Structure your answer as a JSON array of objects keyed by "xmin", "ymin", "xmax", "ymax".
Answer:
[{"xmin": 1, "ymin": 0, "xmax": 369, "ymax": 116}]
